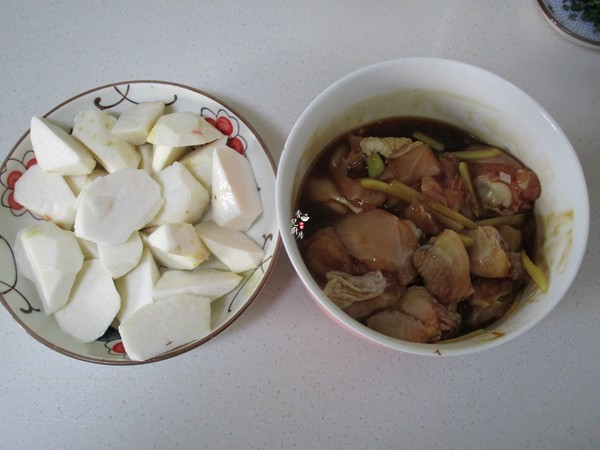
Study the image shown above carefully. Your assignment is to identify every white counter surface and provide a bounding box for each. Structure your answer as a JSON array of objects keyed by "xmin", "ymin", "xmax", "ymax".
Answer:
[{"xmin": 1, "ymin": 1, "xmax": 599, "ymax": 449}]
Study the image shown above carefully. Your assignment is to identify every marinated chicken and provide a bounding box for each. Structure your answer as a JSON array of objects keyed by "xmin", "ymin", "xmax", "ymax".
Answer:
[
  {"xmin": 333, "ymin": 209, "xmax": 419, "ymax": 286},
  {"xmin": 464, "ymin": 226, "xmax": 511, "ymax": 278},
  {"xmin": 412, "ymin": 229, "xmax": 474, "ymax": 304},
  {"xmin": 366, "ymin": 286, "xmax": 460, "ymax": 343},
  {"xmin": 297, "ymin": 117, "xmax": 542, "ymax": 343}
]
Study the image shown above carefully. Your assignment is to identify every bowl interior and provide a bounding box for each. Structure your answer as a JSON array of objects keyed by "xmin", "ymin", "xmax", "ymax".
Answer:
[
  {"xmin": 0, "ymin": 81, "xmax": 281, "ymax": 364},
  {"xmin": 277, "ymin": 57, "xmax": 589, "ymax": 355}
]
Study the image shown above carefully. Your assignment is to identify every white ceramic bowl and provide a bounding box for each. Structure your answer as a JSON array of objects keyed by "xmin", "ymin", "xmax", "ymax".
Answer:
[
  {"xmin": 0, "ymin": 81, "xmax": 281, "ymax": 364},
  {"xmin": 276, "ymin": 58, "xmax": 589, "ymax": 356}
]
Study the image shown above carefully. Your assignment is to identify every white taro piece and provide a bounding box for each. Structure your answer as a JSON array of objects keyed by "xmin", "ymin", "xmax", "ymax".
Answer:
[
  {"xmin": 149, "ymin": 162, "xmax": 209, "ymax": 226},
  {"xmin": 111, "ymin": 101, "xmax": 165, "ymax": 145},
  {"xmin": 146, "ymin": 111, "xmax": 223, "ymax": 147},
  {"xmin": 119, "ymin": 293, "xmax": 212, "ymax": 361},
  {"xmin": 54, "ymin": 259, "xmax": 121, "ymax": 343},
  {"xmin": 14, "ymin": 222, "xmax": 84, "ymax": 315},
  {"xmin": 179, "ymin": 137, "xmax": 228, "ymax": 190},
  {"xmin": 151, "ymin": 145, "xmax": 189, "ymax": 174},
  {"xmin": 74, "ymin": 168, "xmax": 163, "ymax": 246},
  {"xmin": 152, "ymin": 268, "xmax": 242, "ymax": 301},
  {"xmin": 146, "ymin": 223, "xmax": 210, "ymax": 270},
  {"xmin": 211, "ymin": 146, "xmax": 262, "ymax": 231},
  {"xmin": 114, "ymin": 248, "xmax": 160, "ymax": 323},
  {"xmin": 195, "ymin": 221, "xmax": 264, "ymax": 273},
  {"xmin": 98, "ymin": 231, "xmax": 143, "ymax": 278},
  {"xmin": 72, "ymin": 109, "xmax": 141, "ymax": 172},
  {"xmin": 30, "ymin": 116, "xmax": 96, "ymax": 176},
  {"xmin": 13, "ymin": 163, "xmax": 77, "ymax": 230}
]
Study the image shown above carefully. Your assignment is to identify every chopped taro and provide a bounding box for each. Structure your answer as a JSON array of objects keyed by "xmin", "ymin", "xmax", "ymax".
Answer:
[{"xmin": 14, "ymin": 105, "xmax": 264, "ymax": 361}]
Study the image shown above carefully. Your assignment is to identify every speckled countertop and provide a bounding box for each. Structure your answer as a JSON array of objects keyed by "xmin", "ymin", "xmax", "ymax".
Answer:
[{"xmin": 1, "ymin": 1, "xmax": 599, "ymax": 449}]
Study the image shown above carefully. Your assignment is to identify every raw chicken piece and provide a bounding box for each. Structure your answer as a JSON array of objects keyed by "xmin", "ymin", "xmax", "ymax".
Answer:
[
  {"xmin": 468, "ymin": 147, "xmax": 541, "ymax": 215},
  {"xmin": 329, "ymin": 144, "xmax": 385, "ymax": 210},
  {"xmin": 473, "ymin": 174, "xmax": 540, "ymax": 215},
  {"xmin": 437, "ymin": 154, "xmax": 461, "ymax": 186},
  {"xmin": 497, "ymin": 224, "xmax": 522, "ymax": 252},
  {"xmin": 345, "ymin": 134, "xmax": 369, "ymax": 177},
  {"xmin": 344, "ymin": 277, "xmax": 404, "ymax": 321},
  {"xmin": 464, "ymin": 226, "xmax": 511, "ymax": 278},
  {"xmin": 412, "ymin": 229, "xmax": 474, "ymax": 304},
  {"xmin": 366, "ymin": 286, "xmax": 460, "ymax": 343},
  {"xmin": 359, "ymin": 136, "xmax": 420, "ymax": 158},
  {"xmin": 420, "ymin": 175, "xmax": 465, "ymax": 216},
  {"xmin": 403, "ymin": 199, "xmax": 441, "ymax": 237},
  {"xmin": 303, "ymin": 227, "xmax": 357, "ymax": 280},
  {"xmin": 385, "ymin": 141, "xmax": 441, "ymax": 186},
  {"xmin": 420, "ymin": 175, "xmax": 447, "ymax": 205},
  {"xmin": 467, "ymin": 279, "xmax": 514, "ymax": 328},
  {"xmin": 508, "ymin": 251, "xmax": 526, "ymax": 281},
  {"xmin": 323, "ymin": 271, "xmax": 387, "ymax": 310},
  {"xmin": 333, "ymin": 209, "xmax": 419, "ymax": 285},
  {"xmin": 303, "ymin": 177, "xmax": 362, "ymax": 215},
  {"xmin": 467, "ymin": 147, "xmax": 524, "ymax": 179}
]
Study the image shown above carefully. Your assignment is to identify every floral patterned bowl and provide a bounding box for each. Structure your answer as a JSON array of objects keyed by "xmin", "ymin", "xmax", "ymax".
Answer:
[{"xmin": 0, "ymin": 81, "xmax": 280, "ymax": 364}]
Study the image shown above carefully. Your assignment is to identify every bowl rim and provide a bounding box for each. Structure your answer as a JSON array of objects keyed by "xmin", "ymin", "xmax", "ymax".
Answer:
[
  {"xmin": 1, "ymin": 79, "xmax": 282, "ymax": 365},
  {"xmin": 276, "ymin": 57, "xmax": 590, "ymax": 356}
]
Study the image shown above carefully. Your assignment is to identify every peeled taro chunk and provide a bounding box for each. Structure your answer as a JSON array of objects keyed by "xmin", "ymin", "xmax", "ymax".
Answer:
[
  {"xmin": 464, "ymin": 226, "xmax": 511, "ymax": 278},
  {"xmin": 366, "ymin": 286, "xmax": 460, "ymax": 343},
  {"xmin": 412, "ymin": 229, "xmax": 474, "ymax": 304},
  {"xmin": 333, "ymin": 209, "xmax": 419, "ymax": 285}
]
